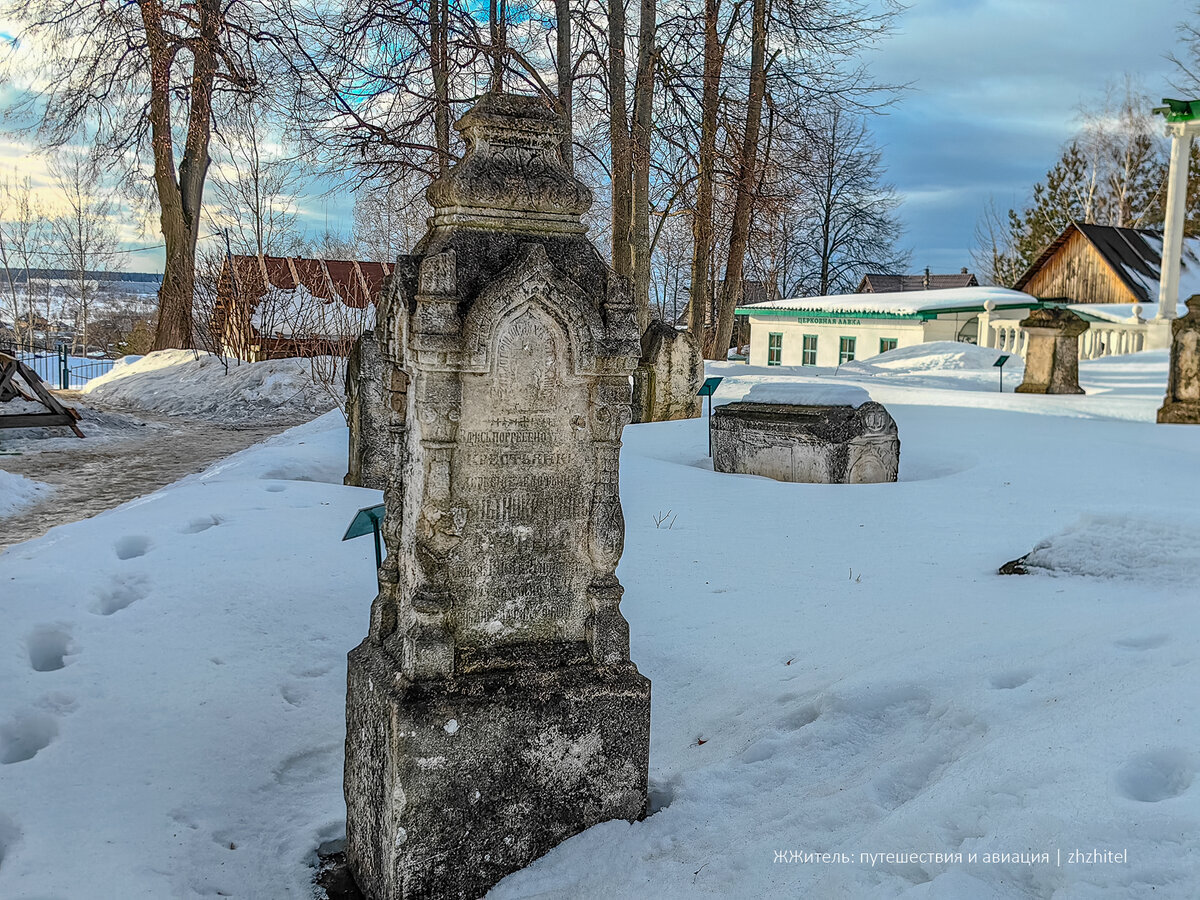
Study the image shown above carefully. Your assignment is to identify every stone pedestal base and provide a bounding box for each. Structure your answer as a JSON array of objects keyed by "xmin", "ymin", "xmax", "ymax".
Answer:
[
  {"xmin": 1013, "ymin": 308, "xmax": 1088, "ymax": 395},
  {"xmin": 345, "ymin": 642, "xmax": 651, "ymax": 900},
  {"xmin": 1157, "ymin": 400, "xmax": 1200, "ymax": 424}
]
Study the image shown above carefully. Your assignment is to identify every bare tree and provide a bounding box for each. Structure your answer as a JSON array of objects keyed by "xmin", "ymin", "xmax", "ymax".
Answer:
[
  {"xmin": 0, "ymin": 176, "xmax": 53, "ymax": 350},
  {"xmin": 209, "ymin": 107, "xmax": 302, "ymax": 259},
  {"xmin": 353, "ymin": 180, "xmax": 429, "ymax": 264},
  {"xmin": 4, "ymin": 0, "xmax": 272, "ymax": 350},
  {"xmin": 49, "ymin": 149, "xmax": 119, "ymax": 355}
]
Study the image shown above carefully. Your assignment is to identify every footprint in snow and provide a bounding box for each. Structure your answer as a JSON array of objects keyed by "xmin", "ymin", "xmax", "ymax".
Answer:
[
  {"xmin": 90, "ymin": 575, "xmax": 149, "ymax": 616},
  {"xmin": 0, "ymin": 710, "xmax": 59, "ymax": 765},
  {"xmin": 26, "ymin": 625, "xmax": 75, "ymax": 672},
  {"xmin": 1115, "ymin": 749, "xmax": 1194, "ymax": 802},
  {"xmin": 1114, "ymin": 634, "xmax": 1169, "ymax": 651},
  {"xmin": 180, "ymin": 515, "xmax": 224, "ymax": 534},
  {"xmin": 989, "ymin": 669, "xmax": 1035, "ymax": 690},
  {"xmin": 113, "ymin": 535, "xmax": 152, "ymax": 560}
]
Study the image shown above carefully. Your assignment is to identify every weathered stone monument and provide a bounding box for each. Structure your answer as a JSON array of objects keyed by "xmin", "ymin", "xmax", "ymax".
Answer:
[
  {"xmin": 1013, "ymin": 307, "xmax": 1089, "ymax": 395},
  {"xmin": 711, "ymin": 383, "xmax": 899, "ymax": 484},
  {"xmin": 344, "ymin": 331, "xmax": 390, "ymax": 490},
  {"xmin": 633, "ymin": 321, "xmax": 705, "ymax": 422},
  {"xmin": 343, "ymin": 93, "xmax": 650, "ymax": 900},
  {"xmin": 1157, "ymin": 294, "xmax": 1200, "ymax": 424}
]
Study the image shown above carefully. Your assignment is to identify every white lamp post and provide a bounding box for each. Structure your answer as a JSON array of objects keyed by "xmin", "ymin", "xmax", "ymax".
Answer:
[{"xmin": 1154, "ymin": 99, "xmax": 1200, "ymax": 321}]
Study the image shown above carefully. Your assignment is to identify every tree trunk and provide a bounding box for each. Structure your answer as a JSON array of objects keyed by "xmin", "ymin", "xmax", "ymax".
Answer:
[
  {"xmin": 706, "ymin": 0, "xmax": 765, "ymax": 360},
  {"xmin": 630, "ymin": 0, "xmax": 655, "ymax": 334},
  {"xmin": 608, "ymin": 0, "xmax": 631, "ymax": 279},
  {"xmin": 555, "ymin": 0, "xmax": 573, "ymax": 174},
  {"xmin": 686, "ymin": 0, "xmax": 721, "ymax": 337},
  {"xmin": 432, "ymin": 0, "xmax": 450, "ymax": 176},
  {"xmin": 144, "ymin": 0, "xmax": 218, "ymax": 351}
]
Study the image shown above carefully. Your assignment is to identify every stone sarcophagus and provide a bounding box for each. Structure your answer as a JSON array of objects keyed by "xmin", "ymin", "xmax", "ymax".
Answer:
[
  {"xmin": 711, "ymin": 383, "xmax": 899, "ymax": 484},
  {"xmin": 344, "ymin": 93, "xmax": 649, "ymax": 900}
]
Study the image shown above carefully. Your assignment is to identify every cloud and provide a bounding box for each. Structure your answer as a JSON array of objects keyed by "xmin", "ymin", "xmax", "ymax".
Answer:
[{"xmin": 868, "ymin": 0, "xmax": 1189, "ymax": 270}]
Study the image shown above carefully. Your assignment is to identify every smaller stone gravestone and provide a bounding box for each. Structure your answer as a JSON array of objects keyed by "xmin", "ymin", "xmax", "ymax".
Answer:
[
  {"xmin": 633, "ymin": 321, "xmax": 705, "ymax": 422},
  {"xmin": 1157, "ymin": 294, "xmax": 1200, "ymax": 424},
  {"xmin": 1013, "ymin": 307, "xmax": 1088, "ymax": 395},
  {"xmin": 712, "ymin": 383, "xmax": 899, "ymax": 484},
  {"xmin": 344, "ymin": 331, "xmax": 390, "ymax": 490}
]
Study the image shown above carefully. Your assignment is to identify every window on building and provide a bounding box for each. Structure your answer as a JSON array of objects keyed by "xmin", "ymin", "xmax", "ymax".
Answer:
[
  {"xmin": 879, "ymin": 337, "xmax": 898, "ymax": 354},
  {"xmin": 802, "ymin": 334, "xmax": 818, "ymax": 366},
  {"xmin": 768, "ymin": 332, "xmax": 783, "ymax": 366},
  {"xmin": 839, "ymin": 336, "xmax": 856, "ymax": 364}
]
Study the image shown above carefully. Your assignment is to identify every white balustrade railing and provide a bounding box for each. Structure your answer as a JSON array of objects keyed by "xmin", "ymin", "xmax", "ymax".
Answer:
[{"xmin": 982, "ymin": 315, "xmax": 1147, "ymax": 361}]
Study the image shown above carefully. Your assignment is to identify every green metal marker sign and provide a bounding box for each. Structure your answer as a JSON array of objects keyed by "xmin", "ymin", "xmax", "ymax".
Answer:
[
  {"xmin": 343, "ymin": 503, "xmax": 386, "ymax": 568},
  {"xmin": 697, "ymin": 376, "xmax": 724, "ymax": 457},
  {"xmin": 993, "ymin": 354, "xmax": 1011, "ymax": 392}
]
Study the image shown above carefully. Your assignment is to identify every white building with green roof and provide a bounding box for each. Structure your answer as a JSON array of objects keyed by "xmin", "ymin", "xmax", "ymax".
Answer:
[{"xmin": 737, "ymin": 286, "xmax": 1043, "ymax": 367}]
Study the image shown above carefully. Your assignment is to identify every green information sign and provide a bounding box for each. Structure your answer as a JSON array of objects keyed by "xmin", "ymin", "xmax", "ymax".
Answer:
[
  {"xmin": 343, "ymin": 503, "xmax": 386, "ymax": 568},
  {"xmin": 994, "ymin": 354, "xmax": 1011, "ymax": 392},
  {"xmin": 697, "ymin": 376, "xmax": 724, "ymax": 457}
]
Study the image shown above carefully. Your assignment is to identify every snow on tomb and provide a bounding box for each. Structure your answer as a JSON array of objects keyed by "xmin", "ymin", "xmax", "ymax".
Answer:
[
  {"xmin": 1158, "ymin": 294, "xmax": 1200, "ymax": 424},
  {"xmin": 343, "ymin": 92, "xmax": 649, "ymax": 900},
  {"xmin": 1012, "ymin": 307, "xmax": 1089, "ymax": 395},
  {"xmin": 711, "ymin": 382, "xmax": 898, "ymax": 484}
]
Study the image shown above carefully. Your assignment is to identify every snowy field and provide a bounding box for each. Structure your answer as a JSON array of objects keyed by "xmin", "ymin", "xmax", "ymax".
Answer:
[{"xmin": 2, "ymin": 345, "xmax": 1199, "ymax": 898}]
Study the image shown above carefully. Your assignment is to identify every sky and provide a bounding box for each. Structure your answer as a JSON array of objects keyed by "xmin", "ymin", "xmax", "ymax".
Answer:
[
  {"xmin": 868, "ymin": 0, "xmax": 1193, "ymax": 274},
  {"xmin": 0, "ymin": 0, "xmax": 1195, "ymax": 278}
]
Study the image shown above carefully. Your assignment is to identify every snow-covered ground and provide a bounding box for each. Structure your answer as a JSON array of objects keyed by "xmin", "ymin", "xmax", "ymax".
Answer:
[
  {"xmin": 81, "ymin": 350, "xmax": 343, "ymax": 423},
  {"xmin": 2, "ymin": 346, "xmax": 1199, "ymax": 898},
  {"xmin": 0, "ymin": 471, "xmax": 53, "ymax": 519}
]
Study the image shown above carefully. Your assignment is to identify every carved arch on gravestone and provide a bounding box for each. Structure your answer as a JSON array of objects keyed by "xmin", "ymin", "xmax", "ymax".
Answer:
[{"xmin": 460, "ymin": 243, "xmax": 605, "ymax": 375}]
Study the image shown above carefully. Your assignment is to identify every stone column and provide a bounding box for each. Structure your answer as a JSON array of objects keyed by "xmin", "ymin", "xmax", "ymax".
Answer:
[
  {"xmin": 1157, "ymin": 295, "xmax": 1200, "ymax": 424},
  {"xmin": 1014, "ymin": 308, "xmax": 1089, "ymax": 395},
  {"xmin": 344, "ymin": 94, "xmax": 649, "ymax": 900}
]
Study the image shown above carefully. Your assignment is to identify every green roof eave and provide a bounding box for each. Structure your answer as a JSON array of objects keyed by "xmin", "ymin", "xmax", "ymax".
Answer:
[
  {"xmin": 914, "ymin": 300, "xmax": 1044, "ymax": 320},
  {"xmin": 738, "ymin": 299, "xmax": 1045, "ymax": 321},
  {"xmin": 736, "ymin": 307, "xmax": 923, "ymax": 320}
]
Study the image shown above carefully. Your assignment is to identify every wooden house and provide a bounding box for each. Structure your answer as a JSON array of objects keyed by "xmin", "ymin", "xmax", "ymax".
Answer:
[
  {"xmin": 1013, "ymin": 223, "xmax": 1200, "ymax": 306},
  {"xmin": 213, "ymin": 255, "xmax": 393, "ymax": 361}
]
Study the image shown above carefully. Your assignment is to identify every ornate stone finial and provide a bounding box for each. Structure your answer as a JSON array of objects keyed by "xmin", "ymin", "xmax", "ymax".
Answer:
[
  {"xmin": 426, "ymin": 93, "xmax": 592, "ymax": 234},
  {"xmin": 1130, "ymin": 303, "xmax": 1144, "ymax": 323},
  {"xmin": 983, "ymin": 299, "xmax": 996, "ymax": 313}
]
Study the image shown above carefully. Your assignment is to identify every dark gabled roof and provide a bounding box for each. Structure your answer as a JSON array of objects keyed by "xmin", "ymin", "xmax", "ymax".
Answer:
[
  {"xmin": 1010, "ymin": 222, "xmax": 1200, "ymax": 306},
  {"xmin": 1013, "ymin": 223, "xmax": 1159, "ymax": 303},
  {"xmin": 857, "ymin": 272, "xmax": 978, "ymax": 293}
]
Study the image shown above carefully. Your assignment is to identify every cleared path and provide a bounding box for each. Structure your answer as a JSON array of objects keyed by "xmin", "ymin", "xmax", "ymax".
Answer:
[{"xmin": 0, "ymin": 404, "xmax": 307, "ymax": 553}]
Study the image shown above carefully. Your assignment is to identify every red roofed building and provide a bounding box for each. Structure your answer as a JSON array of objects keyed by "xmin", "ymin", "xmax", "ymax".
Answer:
[{"xmin": 213, "ymin": 255, "xmax": 392, "ymax": 360}]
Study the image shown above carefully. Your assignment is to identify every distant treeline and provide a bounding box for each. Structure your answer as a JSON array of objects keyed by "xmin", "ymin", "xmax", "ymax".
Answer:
[{"xmin": 0, "ymin": 269, "xmax": 162, "ymax": 285}]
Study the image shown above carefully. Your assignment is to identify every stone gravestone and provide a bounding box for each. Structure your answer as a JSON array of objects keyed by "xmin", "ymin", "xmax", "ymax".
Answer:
[
  {"xmin": 633, "ymin": 321, "xmax": 705, "ymax": 422},
  {"xmin": 711, "ymin": 383, "xmax": 899, "ymax": 484},
  {"xmin": 1157, "ymin": 294, "xmax": 1200, "ymax": 424},
  {"xmin": 1013, "ymin": 307, "xmax": 1089, "ymax": 395},
  {"xmin": 344, "ymin": 93, "xmax": 650, "ymax": 900},
  {"xmin": 344, "ymin": 331, "xmax": 390, "ymax": 490}
]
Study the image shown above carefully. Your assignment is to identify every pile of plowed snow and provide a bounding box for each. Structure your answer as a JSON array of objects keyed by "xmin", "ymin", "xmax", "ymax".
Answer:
[
  {"xmin": 842, "ymin": 341, "xmax": 1017, "ymax": 374},
  {"xmin": 82, "ymin": 350, "xmax": 342, "ymax": 423}
]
